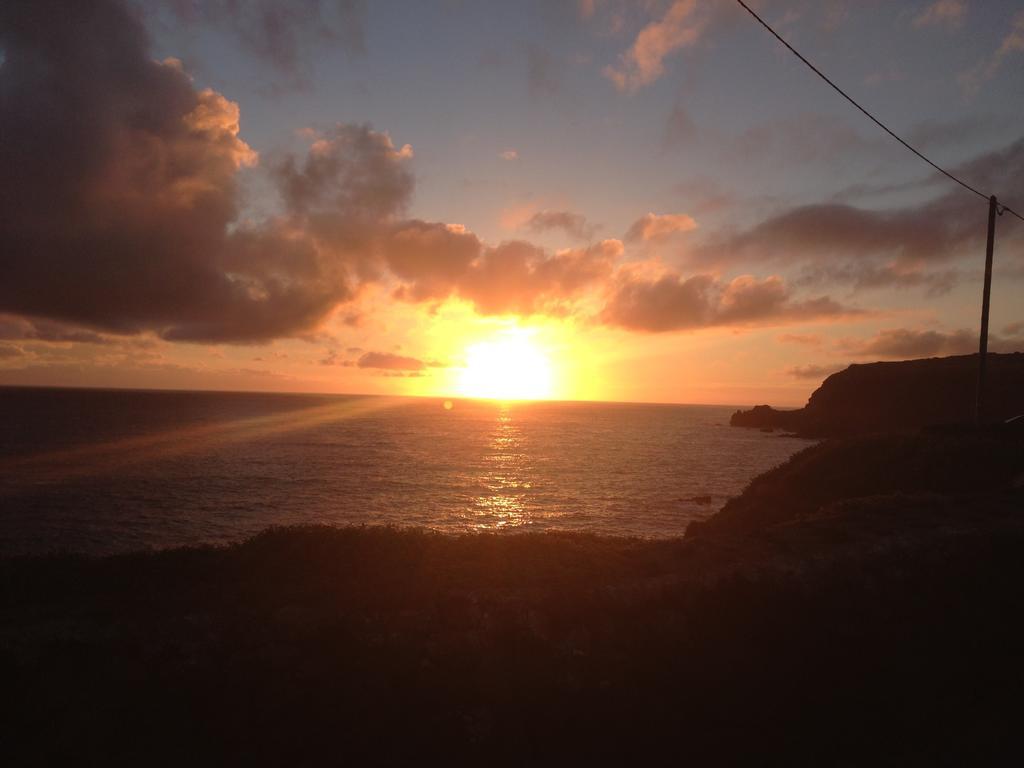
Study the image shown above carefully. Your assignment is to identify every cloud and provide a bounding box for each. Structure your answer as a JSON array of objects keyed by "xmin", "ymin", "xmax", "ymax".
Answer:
[
  {"xmin": 524, "ymin": 210, "xmax": 596, "ymax": 241},
  {"xmin": 457, "ymin": 240, "xmax": 621, "ymax": 316},
  {"xmin": 356, "ymin": 352, "xmax": 427, "ymax": 372},
  {"xmin": 600, "ymin": 272, "xmax": 856, "ymax": 333},
  {"xmin": 625, "ymin": 212, "xmax": 697, "ymax": 242},
  {"xmin": 155, "ymin": 0, "xmax": 366, "ymax": 84},
  {"xmin": 2, "ymin": 0, "xmax": 622, "ymax": 354},
  {"xmin": 274, "ymin": 124, "xmax": 413, "ymax": 222},
  {"xmin": 0, "ymin": 343, "xmax": 27, "ymax": 360},
  {"xmin": 385, "ymin": 233, "xmax": 622, "ymax": 316},
  {"xmin": 604, "ymin": 0, "xmax": 704, "ymax": 90},
  {"xmin": 500, "ymin": 149, "xmax": 519, "ymax": 161},
  {"xmin": 527, "ymin": 44, "xmax": 561, "ymax": 97},
  {"xmin": 778, "ymin": 333, "xmax": 823, "ymax": 346},
  {"xmin": 839, "ymin": 327, "xmax": 1024, "ymax": 359},
  {"xmin": 663, "ymin": 104, "xmax": 697, "ymax": 151},
  {"xmin": 383, "ymin": 221, "xmax": 483, "ymax": 301},
  {"xmin": 786, "ymin": 363, "xmax": 845, "ymax": 380},
  {"xmin": 795, "ymin": 264, "xmax": 961, "ymax": 297},
  {"xmin": 912, "ymin": 0, "xmax": 966, "ymax": 30},
  {"xmin": 0, "ymin": 0, "xmax": 413, "ymax": 344},
  {"xmin": 0, "ymin": 316, "xmax": 112, "ymax": 345},
  {"xmin": 695, "ymin": 137, "xmax": 1024, "ymax": 293},
  {"xmin": 959, "ymin": 9, "xmax": 1024, "ymax": 93}
]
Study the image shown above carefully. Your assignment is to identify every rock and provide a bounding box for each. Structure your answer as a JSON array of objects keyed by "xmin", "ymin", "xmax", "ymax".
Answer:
[{"xmin": 728, "ymin": 404, "xmax": 802, "ymax": 432}]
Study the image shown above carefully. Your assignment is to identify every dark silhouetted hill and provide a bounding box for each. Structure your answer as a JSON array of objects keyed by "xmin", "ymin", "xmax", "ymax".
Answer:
[{"xmin": 731, "ymin": 352, "xmax": 1024, "ymax": 436}]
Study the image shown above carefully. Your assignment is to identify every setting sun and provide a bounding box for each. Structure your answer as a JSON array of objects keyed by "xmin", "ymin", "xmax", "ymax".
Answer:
[{"xmin": 456, "ymin": 331, "xmax": 553, "ymax": 400}]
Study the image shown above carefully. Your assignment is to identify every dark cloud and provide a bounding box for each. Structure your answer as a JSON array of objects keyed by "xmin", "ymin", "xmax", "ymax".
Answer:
[
  {"xmin": 157, "ymin": 0, "xmax": 366, "ymax": 82},
  {"xmin": 904, "ymin": 115, "xmax": 1008, "ymax": 152},
  {"xmin": 320, "ymin": 349, "xmax": 444, "ymax": 372},
  {"xmin": 0, "ymin": 0, "xmax": 412, "ymax": 344},
  {"xmin": 383, "ymin": 221, "xmax": 483, "ymax": 301},
  {"xmin": 710, "ymin": 202, "xmax": 963, "ymax": 265},
  {"xmin": 385, "ymin": 229, "xmax": 621, "ymax": 316},
  {"xmin": 273, "ymin": 125, "xmax": 413, "ymax": 222},
  {"xmin": 1, "ymin": 0, "xmax": 612, "ymax": 344},
  {"xmin": 0, "ymin": 316, "xmax": 111, "ymax": 345},
  {"xmin": 524, "ymin": 210, "xmax": 596, "ymax": 241},
  {"xmin": 696, "ymin": 138, "xmax": 1024, "ymax": 292},
  {"xmin": 526, "ymin": 44, "xmax": 561, "ymax": 98},
  {"xmin": 663, "ymin": 103, "xmax": 697, "ymax": 151},
  {"xmin": 356, "ymin": 352, "xmax": 426, "ymax": 372},
  {"xmin": 794, "ymin": 264, "xmax": 961, "ymax": 297},
  {"xmin": 786, "ymin": 363, "xmax": 846, "ymax": 380},
  {"xmin": 839, "ymin": 327, "xmax": 1024, "ymax": 359},
  {"xmin": 846, "ymin": 328, "xmax": 977, "ymax": 358},
  {"xmin": 600, "ymin": 272, "xmax": 856, "ymax": 332}
]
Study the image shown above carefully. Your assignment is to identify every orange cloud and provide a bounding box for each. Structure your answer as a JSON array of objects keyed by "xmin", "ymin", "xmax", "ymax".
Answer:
[
  {"xmin": 604, "ymin": 0, "xmax": 704, "ymax": 90},
  {"xmin": 625, "ymin": 212, "xmax": 698, "ymax": 242}
]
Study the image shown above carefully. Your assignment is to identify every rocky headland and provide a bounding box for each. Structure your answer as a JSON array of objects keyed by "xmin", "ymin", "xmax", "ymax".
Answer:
[{"xmin": 731, "ymin": 352, "xmax": 1024, "ymax": 437}]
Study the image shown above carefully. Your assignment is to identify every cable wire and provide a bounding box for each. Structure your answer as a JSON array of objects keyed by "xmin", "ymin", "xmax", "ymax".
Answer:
[{"xmin": 734, "ymin": 0, "xmax": 1024, "ymax": 225}]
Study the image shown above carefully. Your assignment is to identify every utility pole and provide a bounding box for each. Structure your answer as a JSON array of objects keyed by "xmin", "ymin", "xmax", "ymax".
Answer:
[{"xmin": 975, "ymin": 195, "xmax": 998, "ymax": 426}]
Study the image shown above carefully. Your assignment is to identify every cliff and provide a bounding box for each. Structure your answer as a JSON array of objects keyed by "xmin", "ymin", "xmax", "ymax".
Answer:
[{"xmin": 731, "ymin": 352, "xmax": 1024, "ymax": 437}]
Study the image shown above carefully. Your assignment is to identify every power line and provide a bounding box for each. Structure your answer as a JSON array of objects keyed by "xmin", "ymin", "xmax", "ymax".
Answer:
[{"xmin": 733, "ymin": 0, "xmax": 1024, "ymax": 225}]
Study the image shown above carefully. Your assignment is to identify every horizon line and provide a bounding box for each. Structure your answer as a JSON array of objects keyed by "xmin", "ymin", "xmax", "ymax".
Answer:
[{"xmin": 0, "ymin": 381, "xmax": 790, "ymax": 411}]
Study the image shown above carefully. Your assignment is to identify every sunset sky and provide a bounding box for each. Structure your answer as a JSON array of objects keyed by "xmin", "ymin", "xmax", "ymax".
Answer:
[{"xmin": 1, "ymin": 0, "xmax": 1022, "ymax": 405}]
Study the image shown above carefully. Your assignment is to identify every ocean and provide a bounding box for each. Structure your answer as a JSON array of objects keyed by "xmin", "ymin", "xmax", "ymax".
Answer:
[{"xmin": 0, "ymin": 387, "xmax": 811, "ymax": 555}]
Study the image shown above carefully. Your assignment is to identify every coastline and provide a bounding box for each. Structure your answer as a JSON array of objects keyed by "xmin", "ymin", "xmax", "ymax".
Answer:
[{"xmin": 5, "ymin": 428, "xmax": 1023, "ymax": 763}]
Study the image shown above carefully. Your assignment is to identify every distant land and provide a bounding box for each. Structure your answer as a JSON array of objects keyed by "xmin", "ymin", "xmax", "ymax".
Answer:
[{"xmin": 731, "ymin": 353, "xmax": 1024, "ymax": 437}]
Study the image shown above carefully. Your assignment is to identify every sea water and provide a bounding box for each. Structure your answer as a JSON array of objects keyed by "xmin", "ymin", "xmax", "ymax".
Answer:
[{"xmin": 0, "ymin": 387, "xmax": 811, "ymax": 554}]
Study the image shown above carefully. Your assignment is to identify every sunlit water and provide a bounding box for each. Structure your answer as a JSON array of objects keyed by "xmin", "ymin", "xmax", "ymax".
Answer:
[{"xmin": 0, "ymin": 388, "xmax": 812, "ymax": 555}]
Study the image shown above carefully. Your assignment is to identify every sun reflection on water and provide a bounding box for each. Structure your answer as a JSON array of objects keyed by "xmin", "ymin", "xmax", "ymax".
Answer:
[{"xmin": 471, "ymin": 403, "xmax": 532, "ymax": 530}]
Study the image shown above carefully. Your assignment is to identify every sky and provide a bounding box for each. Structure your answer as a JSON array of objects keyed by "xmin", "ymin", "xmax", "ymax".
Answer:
[{"xmin": 0, "ymin": 0, "xmax": 1022, "ymax": 405}]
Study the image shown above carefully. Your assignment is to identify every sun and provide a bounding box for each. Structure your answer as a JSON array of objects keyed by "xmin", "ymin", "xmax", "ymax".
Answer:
[{"xmin": 456, "ymin": 331, "xmax": 554, "ymax": 400}]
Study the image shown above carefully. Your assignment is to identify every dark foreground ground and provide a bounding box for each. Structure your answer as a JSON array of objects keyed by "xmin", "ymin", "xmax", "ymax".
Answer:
[{"xmin": 3, "ymin": 430, "xmax": 1024, "ymax": 765}]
